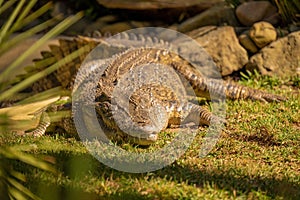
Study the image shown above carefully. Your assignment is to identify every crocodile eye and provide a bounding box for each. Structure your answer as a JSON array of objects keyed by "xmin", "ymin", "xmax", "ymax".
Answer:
[
  {"xmin": 113, "ymin": 80, "xmax": 118, "ymax": 86},
  {"xmin": 190, "ymin": 74, "xmax": 196, "ymax": 80}
]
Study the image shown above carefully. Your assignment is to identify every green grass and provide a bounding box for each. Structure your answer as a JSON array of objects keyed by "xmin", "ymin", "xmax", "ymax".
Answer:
[{"xmin": 1, "ymin": 76, "xmax": 299, "ymax": 200}]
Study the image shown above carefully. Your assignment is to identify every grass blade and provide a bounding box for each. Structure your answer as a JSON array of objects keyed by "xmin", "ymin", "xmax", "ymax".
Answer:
[
  {"xmin": 9, "ymin": 1, "xmax": 54, "ymax": 34},
  {"xmin": 14, "ymin": 0, "xmax": 38, "ymax": 23},
  {"xmin": 0, "ymin": 147, "xmax": 57, "ymax": 173},
  {"xmin": 17, "ymin": 86, "xmax": 68, "ymax": 105},
  {"xmin": 0, "ymin": 16, "xmax": 62, "ymax": 55},
  {"xmin": 7, "ymin": 178, "xmax": 41, "ymax": 200},
  {"xmin": 0, "ymin": 44, "xmax": 89, "ymax": 101},
  {"xmin": 0, "ymin": 11, "xmax": 84, "ymax": 85},
  {"xmin": 0, "ymin": 0, "xmax": 17, "ymax": 16},
  {"xmin": 0, "ymin": 0, "xmax": 26, "ymax": 43}
]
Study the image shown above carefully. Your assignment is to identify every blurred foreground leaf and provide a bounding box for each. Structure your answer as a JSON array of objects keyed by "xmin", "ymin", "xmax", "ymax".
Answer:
[{"xmin": 0, "ymin": 1, "xmax": 84, "ymax": 199}]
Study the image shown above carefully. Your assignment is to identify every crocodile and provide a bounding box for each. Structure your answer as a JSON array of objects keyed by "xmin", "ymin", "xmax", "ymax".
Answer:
[{"xmin": 2, "ymin": 32, "xmax": 286, "ymax": 145}]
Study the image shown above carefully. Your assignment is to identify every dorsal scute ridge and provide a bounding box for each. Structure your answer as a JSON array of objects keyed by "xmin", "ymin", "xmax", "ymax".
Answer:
[
  {"xmin": 137, "ymin": 34, "xmax": 145, "ymax": 43},
  {"xmin": 92, "ymin": 30, "xmax": 102, "ymax": 38},
  {"xmin": 106, "ymin": 31, "xmax": 172, "ymax": 50},
  {"xmin": 129, "ymin": 32, "xmax": 138, "ymax": 40}
]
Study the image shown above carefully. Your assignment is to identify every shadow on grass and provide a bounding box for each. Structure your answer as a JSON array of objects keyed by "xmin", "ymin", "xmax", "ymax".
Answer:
[
  {"xmin": 15, "ymin": 149, "xmax": 299, "ymax": 200},
  {"xmin": 32, "ymin": 183, "xmax": 151, "ymax": 200},
  {"xmin": 156, "ymin": 163, "xmax": 300, "ymax": 199}
]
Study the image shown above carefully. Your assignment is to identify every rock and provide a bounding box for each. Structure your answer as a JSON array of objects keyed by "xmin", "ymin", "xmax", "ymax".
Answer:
[
  {"xmin": 98, "ymin": 21, "xmax": 155, "ymax": 35},
  {"xmin": 188, "ymin": 26, "xmax": 248, "ymax": 76},
  {"xmin": 263, "ymin": 12, "xmax": 281, "ymax": 26},
  {"xmin": 249, "ymin": 22, "xmax": 277, "ymax": 48},
  {"xmin": 246, "ymin": 31, "xmax": 300, "ymax": 78},
  {"xmin": 239, "ymin": 31, "xmax": 258, "ymax": 53},
  {"xmin": 130, "ymin": 21, "xmax": 153, "ymax": 28},
  {"xmin": 99, "ymin": 22, "xmax": 133, "ymax": 34},
  {"xmin": 236, "ymin": 1, "xmax": 279, "ymax": 26},
  {"xmin": 177, "ymin": 2, "xmax": 240, "ymax": 32},
  {"xmin": 97, "ymin": 15, "xmax": 120, "ymax": 23},
  {"xmin": 97, "ymin": 0, "xmax": 222, "ymax": 10},
  {"xmin": 96, "ymin": 0, "xmax": 223, "ymax": 22}
]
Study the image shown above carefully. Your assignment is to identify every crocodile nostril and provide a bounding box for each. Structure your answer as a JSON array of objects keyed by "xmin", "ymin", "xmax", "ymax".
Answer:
[{"xmin": 149, "ymin": 133, "xmax": 158, "ymax": 141}]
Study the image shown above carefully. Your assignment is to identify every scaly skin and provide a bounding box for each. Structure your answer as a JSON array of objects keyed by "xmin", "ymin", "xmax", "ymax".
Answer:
[
  {"xmin": 75, "ymin": 47, "xmax": 285, "ymax": 144},
  {"xmin": 6, "ymin": 35, "xmax": 286, "ymax": 145}
]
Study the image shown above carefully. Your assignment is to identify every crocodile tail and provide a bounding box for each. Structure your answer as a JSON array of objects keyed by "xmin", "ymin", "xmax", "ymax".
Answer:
[{"xmin": 206, "ymin": 79, "xmax": 287, "ymax": 102}]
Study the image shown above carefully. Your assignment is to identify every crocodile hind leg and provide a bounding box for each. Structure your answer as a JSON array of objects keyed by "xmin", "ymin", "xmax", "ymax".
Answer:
[
  {"xmin": 24, "ymin": 112, "xmax": 50, "ymax": 137},
  {"xmin": 168, "ymin": 102, "xmax": 226, "ymax": 129}
]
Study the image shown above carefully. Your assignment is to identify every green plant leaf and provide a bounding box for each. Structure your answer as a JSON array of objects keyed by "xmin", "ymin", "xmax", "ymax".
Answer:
[
  {"xmin": 0, "ymin": 0, "xmax": 26, "ymax": 43},
  {"xmin": 0, "ymin": 16, "xmax": 63, "ymax": 55},
  {"xmin": 0, "ymin": 1, "xmax": 85, "ymax": 199},
  {"xmin": 9, "ymin": 2, "xmax": 54, "ymax": 35},
  {"xmin": 0, "ymin": 147, "xmax": 57, "ymax": 174},
  {"xmin": 0, "ymin": 11, "xmax": 84, "ymax": 88},
  {"xmin": 0, "ymin": 0, "xmax": 17, "ymax": 16},
  {"xmin": 0, "ymin": 44, "xmax": 89, "ymax": 101}
]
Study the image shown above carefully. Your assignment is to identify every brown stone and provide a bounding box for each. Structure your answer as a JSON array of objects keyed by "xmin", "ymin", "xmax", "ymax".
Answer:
[
  {"xmin": 247, "ymin": 31, "xmax": 300, "ymax": 78},
  {"xmin": 188, "ymin": 26, "xmax": 248, "ymax": 76},
  {"xmin": 100, "ymin": 22, "xmax": 133, "ymax": 34},
  {"xmin": 249, "ymin": 22, "xmax": 277, "ymax": 48},
  {"xmin": 177, "ymin": 3, "xmax": 240, "ymax": 32},
  {"xmin": 97, "ymin": 0, "xmax": 222, "ymax": 10},
  {"xmin": 236, "ymin": 1, "xmax": 278, "ymax": 26},
  {"xmin": 96, "ymin": 0, "xmax": 223, "ymax": 22},
  {"xmin": 238, "ymin": 31, "xmax": 258, "ymax": 53}
]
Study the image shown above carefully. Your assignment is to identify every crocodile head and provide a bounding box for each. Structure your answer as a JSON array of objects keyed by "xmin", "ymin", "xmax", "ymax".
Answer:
[{"xmin": 94, "ymin": 99, "xmax": 169, "ymax": 146}]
